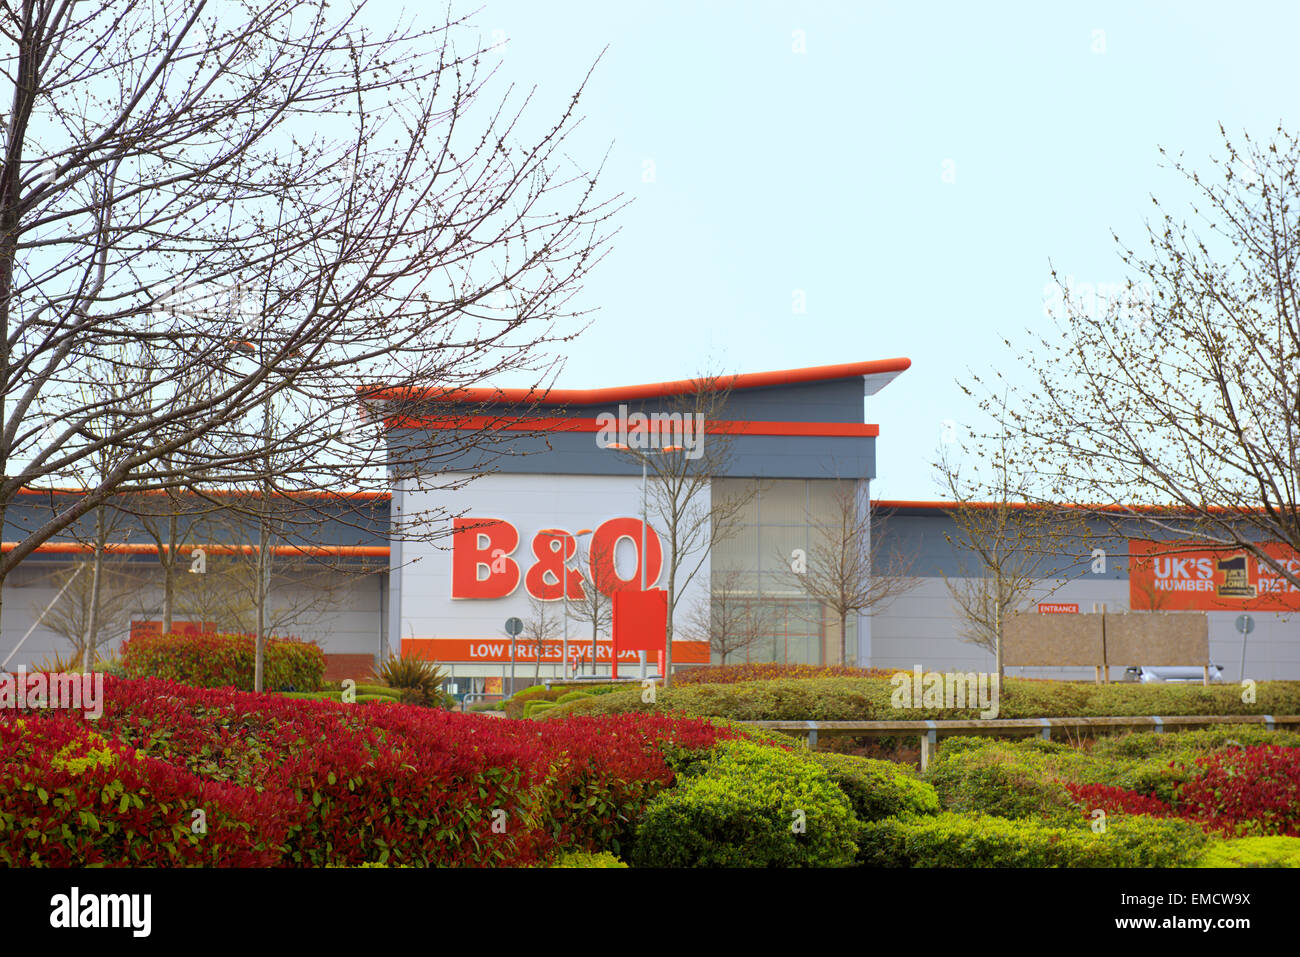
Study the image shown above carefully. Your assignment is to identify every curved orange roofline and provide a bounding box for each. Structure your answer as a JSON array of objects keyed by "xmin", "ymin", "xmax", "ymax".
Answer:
[
  {"xmin": 13, "ymin": 487, "xmax": 390, "ymax": 501},
  {"xmin": 873, "ymin": 499, "xmax": 1275, "ymax": 516},
  {"xmin": 362, "ymin": 357, "xmax": 911, "ymax": 405}
]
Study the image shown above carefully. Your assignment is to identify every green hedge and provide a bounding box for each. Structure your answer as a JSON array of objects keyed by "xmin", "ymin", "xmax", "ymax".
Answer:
[
  {"xmin": 920, "ymin": 732, "xmax": 1300, "ymax": 811},
  {"xmin": 1196, "ymin": 836, "xmax": 1300, "ymax": 868},
  {"xmin": 923, "ymin": 739, "xmax": 1084, "ymax": 821},
  {"xmin": 809, "ymin": 752, "xmax": 939, "ymax": 822},
  {"xmin": 856, "ymin": 811, "xmax": 1208, "ymax": 868},
  {"xmin": 524, "ymin": 700, "xmax": 557, "ymax": 719},
  {"xmin": 123, "ymin": 632, "xmax": 324, "ymax": 692},
  {"xmin": 544, "ymin": 677, "xmax": 1300, "ymax": 722},
  {"xmin": 549, "ymin": 851, "xmax": 628, "ymax": 868},
  {"xmin": 557, "ymin": 691, "xmax": 593, "ymax": 704},
  {"xmin": 630, "ymin": 740, "xmax": 858, "ymax": 867}
]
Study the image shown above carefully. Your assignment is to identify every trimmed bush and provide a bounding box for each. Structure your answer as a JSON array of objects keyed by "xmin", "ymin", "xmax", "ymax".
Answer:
[
  {"xmin": 524, "ymin": 700, "xmax": 557, "ymax": 719},
  {"xmin": 855, "ymin": 810, "xmax": 1207, "ymax": 868},
  {"xmin": 557, "ymin": 691, "xmax": 593, "ymax": 704},
  {"xmin": 549, "ymin": 851, "xmax": 627, "ymax": 868},
  {"xmin": 809, "ymin": 751, "xmax": 939, "ymax": 821},
  {"xmin": 923, "ymin": 741, "xmax": 1078, "ymax": 821},
  {"xmin": 544, "ymin": 676, "xmax": 1300, "ymax": 722},
  {"xmin": 630, "ymin": 739, "xmax": 859, "ymax": 867},
  {"xmin": 677, "ymin": 663, "xmax": 896, "ymax": 684},
  {"xmin": 123, "ymin": 632, "xmax": 324, "ymax": 692},
  {"xmin": 505, "ymin": 686, "xmax": 565, "ymax": 719},
  {"xmin": 1196, "ymin": 836, "xmax": 1300, "ymax": 867}
]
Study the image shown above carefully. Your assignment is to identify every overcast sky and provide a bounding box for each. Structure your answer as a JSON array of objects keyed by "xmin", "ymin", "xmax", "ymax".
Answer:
[{"xmin": 382, "ymin": 0, "xmax": 1297, "ymax": 499}]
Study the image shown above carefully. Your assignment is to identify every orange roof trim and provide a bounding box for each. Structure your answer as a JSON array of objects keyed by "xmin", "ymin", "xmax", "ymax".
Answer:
[
  {"xmin": 3, "ymin": 542, "xmax": 389, "ymax": 557},
  {"xmin": 363, "ymin": 358, "xmax": 912, "ymax": 406},
  {"xmin": 873, "ymin": 500, "xmax": 1278, "ymax": 516},
  {"xmin": 14, "ymin": 488, "xmax": 391, "ymax": 501}
]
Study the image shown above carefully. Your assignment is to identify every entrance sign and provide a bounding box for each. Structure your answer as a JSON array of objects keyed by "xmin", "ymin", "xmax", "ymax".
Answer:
[{"xmin": 1037, "ymin": 603, "xmax": 1079, "ymax": 614}]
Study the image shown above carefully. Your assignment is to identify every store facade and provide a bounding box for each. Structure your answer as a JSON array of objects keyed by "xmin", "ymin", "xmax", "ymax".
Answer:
[{"xmin": 382, "ymin": 358, "xmax": 911, "ymax": 690}]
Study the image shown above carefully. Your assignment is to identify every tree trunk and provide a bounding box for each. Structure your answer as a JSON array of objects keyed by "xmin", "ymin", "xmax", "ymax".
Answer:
[
  {"xmin": 162, "ymin": 511, "xmax": 178, "ymax": 633},
  {"xmin": 840, "ymin": 610, "xmax": 848, "ymax": 667},
  {"xmin": 994, "ymin": 589, "xmax": 1004, "ymax": 682},
  {"xmin": 84, "ymin": 508, "xmax": 107, "ymax": 672},
  {"xmin": 664, "ymin": 563, "xmax": 676, "ymax": 688},
  {"xmin": 255, "ymin": 521, "xmax": 269, "ymax": 692}
]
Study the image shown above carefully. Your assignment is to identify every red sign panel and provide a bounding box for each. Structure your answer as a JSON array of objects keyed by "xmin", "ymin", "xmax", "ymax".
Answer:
[
  {"xmin": 130, "ymin": 620, "xmax": 217, "ymax": 639},
  {"xmin": 613, "ymin": 589, "xmax": 668, "ymax": 653},
  {"xmin": 1037, "ymin": 603, "xmax": 1079, "ymax": 614},
  {"xmin": 1129, "ymin": 539, "xmax": 1300, "ymax": 612}
]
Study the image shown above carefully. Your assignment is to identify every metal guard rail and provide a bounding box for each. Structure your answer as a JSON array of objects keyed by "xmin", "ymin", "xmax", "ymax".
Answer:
[{"xmin": 740, "ymin": 714, "xmax": 1300, "ymax": 770}]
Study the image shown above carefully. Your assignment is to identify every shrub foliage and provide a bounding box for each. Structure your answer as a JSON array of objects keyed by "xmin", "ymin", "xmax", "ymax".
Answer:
[{"xmin": 123, "ymin": 632, "xmax": 324, "ymax": 692}]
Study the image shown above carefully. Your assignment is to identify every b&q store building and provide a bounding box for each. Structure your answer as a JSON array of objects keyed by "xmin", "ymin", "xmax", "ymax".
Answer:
[{"xmin": 4, "ymin": 358, "xmax": 1298, "ymax": 688}]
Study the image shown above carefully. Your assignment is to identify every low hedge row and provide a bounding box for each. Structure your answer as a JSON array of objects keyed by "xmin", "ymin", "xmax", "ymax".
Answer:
[
  {"xmin": 123, "ymin": 633, "xmax": 324, "ymax": 692},
  {"xmin": 1197, "ymin": 836, "xmax": 1300, "ymax": 867},
  {"xmin": 676, "ymin": 664, "xmax": 897, "ymax": 684},
  {"xmin": 857, "ymin": 811, "xmax": 1210, "ymax": 868},
  {"xmin": 923, "ymin": 734, "xmax": 1300, "ymax": 840},
  {"xmin": 544, "ymin": 676, "xmax": 1300, "ymax": 722}
]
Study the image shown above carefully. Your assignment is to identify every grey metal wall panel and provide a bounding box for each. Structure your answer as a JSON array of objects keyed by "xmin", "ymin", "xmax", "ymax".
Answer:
[
  {"xmin": 391, "ymin": 429, "xmax": 875, "ymax": 480},
  {"xmin": 410, "ymin": 378, "xmax": 872, "ymax": 424},
  {"xmin": 3, "ymin": 493, "xmax": 391, "ymax": 550}
]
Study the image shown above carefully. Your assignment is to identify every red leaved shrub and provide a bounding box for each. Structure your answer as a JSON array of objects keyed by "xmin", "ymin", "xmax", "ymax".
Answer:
[
  {"xmin": 1065, "ymin": 781, "xmax": 1173, "ymax": 818},
  {"xmin": 4, "ymin": 677, "xmax": 737, "ymax": 866},
  {"xmin": 1174, "ymin": 744, "xmax": 1300, "ymax": 837},
  {"xmin": 0, "ymin": 712, "xmax": 293, "ymax": 866}
]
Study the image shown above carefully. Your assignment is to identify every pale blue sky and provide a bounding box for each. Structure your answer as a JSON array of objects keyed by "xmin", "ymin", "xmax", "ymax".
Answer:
[{"xmin": 384, "ymin": 1, "xmax": 1296, "ymax": 498}]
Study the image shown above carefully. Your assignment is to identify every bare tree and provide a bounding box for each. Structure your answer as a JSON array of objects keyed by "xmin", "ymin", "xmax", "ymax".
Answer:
[
  {"xmin": 41, "ymin": 560, "xmax": 140, "ymax": 665},
  {"xmin": 163, "ymin": 496, "xmax": 360, "ymax": 645},
  {"xmin": 521, "ymin": 594, "xmax": 561, "ymax": 684},
  {"xmin": 981, "ymin": 124, "xmax": 1300, "ymax": 586},
  {"xmin": 0, "ymin": 2, "xmax": 620, "ymax": 659},
  {"xmin": 779, "ymin": 479, "xmax": 919, "ymax": 666},
  {"xmin": 934, "ymin": 435, "xmax": 1092, "ymax": 679},
  {"xmin": 616, "ymin": 376, "xmax": 759, "ymax": 686},
  {"xmin": 565, "ymin": 534, "xmax": 615, "ymax": 676},
  {"xmin": 682, "ymin": 567, "xmax": 770, "ymax": 665},
  {"xmin": 120, "ymin": 487, "xmax": 214, "ymax": 635}
]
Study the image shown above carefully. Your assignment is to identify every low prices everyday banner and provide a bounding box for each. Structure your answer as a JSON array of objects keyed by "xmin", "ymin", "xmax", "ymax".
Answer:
[
  {"xmin": 404, "ymin": 637, "xmax": 709, "ymax": 665},
  {"xmin": 1129, "ymin": 539, "xmax": 1300, "ymax": 611}
]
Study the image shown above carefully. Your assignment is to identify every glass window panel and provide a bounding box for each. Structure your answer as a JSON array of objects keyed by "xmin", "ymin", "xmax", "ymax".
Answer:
[
  {"xmin": 713, "ymin": 523, "xmax": 759, "ymax": 572},
  {"xmin": 758, "ymin": 479, "xmax": 809, "ymax": 525},
  {"xmin": 712, "ymin": 478, "xmax": 761, "ymax": 526}
]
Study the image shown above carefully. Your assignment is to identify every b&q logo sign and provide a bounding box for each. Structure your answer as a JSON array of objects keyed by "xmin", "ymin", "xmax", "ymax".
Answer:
[
  {"xmin": 451, "ymin": 518, "xmax": 663, "ymax": 600},
  {"xmin": 1129, "ymin": 539, "xmax": 1300, "ymax": 611}
]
